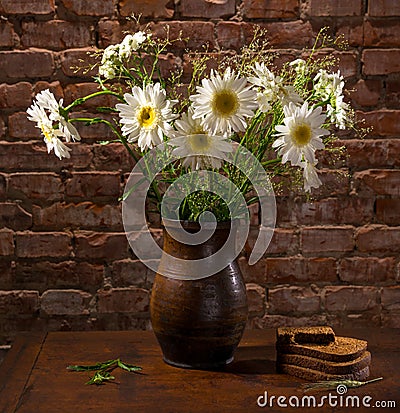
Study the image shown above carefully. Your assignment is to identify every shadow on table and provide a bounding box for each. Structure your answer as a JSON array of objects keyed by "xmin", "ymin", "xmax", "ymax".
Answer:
[{"xmin": 224, "ymin": 345, "xmax": 276, "ymax": 374}]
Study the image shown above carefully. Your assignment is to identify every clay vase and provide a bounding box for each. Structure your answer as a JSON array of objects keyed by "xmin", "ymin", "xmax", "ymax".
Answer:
[{"xmin": 150, "ymin": 220, "xmax": 248, "ymax": 370}]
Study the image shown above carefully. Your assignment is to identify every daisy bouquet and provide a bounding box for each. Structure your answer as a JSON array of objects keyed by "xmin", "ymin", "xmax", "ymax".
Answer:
[{"xmin": 27, "ymin": 26, "xmax": 357, "ymax": 222}]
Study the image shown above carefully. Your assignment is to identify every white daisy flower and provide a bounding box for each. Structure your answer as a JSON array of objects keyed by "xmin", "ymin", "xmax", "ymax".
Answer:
[
  {"xmin": 34, "ymin": 89, "xmax": 81, "ymax": 142},
  {"xmin": 27, "ymin": 102, "xmax": 71, "ymax": 160},
  {"xmin": 170, "ymin": 108, "xmax": 233, "ymax": 170},
  {"xmin": 301, "ymin": 161, "xmax": 322, "ymax": 192},
  {"xmin": 273, "ymin": 101, "xmax": 329, "ymax": 166},
  {"xmin": 119, "ymin": 32, "xmax": 147, "ymax": 60},
  {"xmin": 190, "ymin": 68, "xmax": 258, "ymax": 134},
  {"xmin": 116, "ymin": 82, "xmax": 177, "ymax": 151}
]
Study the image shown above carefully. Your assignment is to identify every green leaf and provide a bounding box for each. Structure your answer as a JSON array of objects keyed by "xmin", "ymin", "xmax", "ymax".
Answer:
[
  {"xmin": 86, "ymin": 371, "xmax": 115, "ymax": 386},
  {"xmin": 117, "ymin": 359, "xmax": 143, "ymax": 372},
  {"xmin": 67, "ymin": 359, "xmax": 117, "ymax": 371}
]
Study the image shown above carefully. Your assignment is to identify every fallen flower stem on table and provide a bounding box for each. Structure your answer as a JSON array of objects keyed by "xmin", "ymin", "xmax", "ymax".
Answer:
[
  {"xmin": 67, "ymin": 358, "xmax": 142, "ymax": 385},
  {"xmin": 302, "ymin": 377, "xmax": 383, "ymax": 392}
]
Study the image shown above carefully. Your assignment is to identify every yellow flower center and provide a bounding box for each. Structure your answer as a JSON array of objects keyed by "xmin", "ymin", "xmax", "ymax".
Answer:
[
  {"xmin": 292, "ymin": 122, "xmax": 312, "ymax": 146},
  {"xmin": 137, "ymin": 105, "xmax": 157, "ymax": 128},
  {"xmin": 211, "ymin": 89, "xmax": 239, "ymax": 118},
  {"xmin": 40, "ymin": 122, "xmax": 53, "ymax": 143},
  {"xmin": 188, "ymin": 134, "xmax": 212, "ymax": 152}
]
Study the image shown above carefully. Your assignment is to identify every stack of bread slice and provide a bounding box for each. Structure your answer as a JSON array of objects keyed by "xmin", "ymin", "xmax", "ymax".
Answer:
[{"xmin": 276, "ymin": 326, "xmax": 371, "ymax": 381}]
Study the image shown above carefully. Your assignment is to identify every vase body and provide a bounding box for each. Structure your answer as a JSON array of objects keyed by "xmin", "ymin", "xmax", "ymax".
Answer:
[{"xmin": 150, "ymin": 220, "xmax": 248, "ymax": 369}]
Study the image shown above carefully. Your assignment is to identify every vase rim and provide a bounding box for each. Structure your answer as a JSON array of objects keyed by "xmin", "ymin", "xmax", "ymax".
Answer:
[{"xmin": 161, "ymin": 218, "xmax": 240, "ymax": 230}]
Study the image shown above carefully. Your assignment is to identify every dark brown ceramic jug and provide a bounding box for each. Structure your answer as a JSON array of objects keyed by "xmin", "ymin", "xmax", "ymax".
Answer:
[{"xmin": 150, "ymin": 220, "xmax": 248, "ymax": 369}]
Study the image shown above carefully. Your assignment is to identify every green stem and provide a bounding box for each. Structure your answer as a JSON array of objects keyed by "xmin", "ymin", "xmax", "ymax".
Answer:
[{"xmin": 63, "ymin": 90, "xmax": 125, "ymax": 113}]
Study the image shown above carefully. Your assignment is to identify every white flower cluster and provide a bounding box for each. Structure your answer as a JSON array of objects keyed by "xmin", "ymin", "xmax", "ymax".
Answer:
[
  {"xmin": 314, "ymin": 69, "xmax": 349, "ymax": 129},
  {"xmin": 99, "ymin": 32, "xmax": 147, "ymax": 80},
  {"xmin": 27, "ymin": 35, "xmax": 352, "ymax": 194},
  {"xmin": 27, "ymin": 89, "xmax": 80, "ymax": 160}
]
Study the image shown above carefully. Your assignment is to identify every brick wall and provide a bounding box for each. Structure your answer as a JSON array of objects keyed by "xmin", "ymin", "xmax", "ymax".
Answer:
[{"xmin": 1, "ymin": 0, "xmax": 400, "ymax": 360}]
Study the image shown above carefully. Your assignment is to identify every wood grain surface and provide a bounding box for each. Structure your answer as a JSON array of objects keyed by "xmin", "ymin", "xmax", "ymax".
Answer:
[{"xmin": 0, "ymin": 329, "xmax": 398, "ymax": 413}]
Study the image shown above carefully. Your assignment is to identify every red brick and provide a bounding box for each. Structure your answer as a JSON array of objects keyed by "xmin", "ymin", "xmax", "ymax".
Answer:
[
  {"xmin": 0, "ymin": 83, "xmax": 32, "ymax": 110},
  {"xmin": 268, "ymin": 286, "xmax": 321, "ymax": 315},
  {"xmin": 376, "ymin": 199, "xmax": 400, "ymax": 225},
  {"xmin": 308, "ymin": 0, "xmax": 362, "ymax": 16},
  {"xmin": 15, "ymin": 261, "xmax": 103, "ymax": 293},
  {"xmin": 336, "ymin": 20, "xmax": 364, "ymax": 47},
  {"xmin": 386, "ymin": 80, "xmax": 400, "ymax": 108},
  {"xmin": 238, "ymin": 256, "xmax": 267, "ymax": 284},
  {"xmin": 92, "ymin": 143, "xmax": 134, "ymax": 172},
  {"xmin": 111, "ymin": 259, "xmax": 153, "ymax": 288},
  {"xmin": 16, "ymin": 232, "xmax": 72, "ymax": 258},
  {"xmin": 33, "ymin": 80, "xmax": 64, "ymax": 99},
  {"xmin": 98, "ymin": 20, "xmax": 121, "ymax": 48},
  {"xmin": 0, "ymin": 174, "xmax": 6, "ymax": 200},
  {"xmin": 265, "ymin": 257, "xmax": 337, "ymax": 283},
  {"xmin": 60, "ymin": 0, "xmax": 114, "ymax": 16},
  {"xmin": 381, "ymin": 287, "xmax": 400, "ymax": 310},
  {"xmin": 74, "ymin": 231, "xmax": 129, "ymax": 260},
  {"xmin": 246, "ymin": 283, "xmax": 265, "ymax": 316},
  {"xmin": 245, "ymin": 228, "xmax": 298, "ymax": 256},
  {"xmin": 389, "ymin": 142, "xmax": 400, "ymax": 164},
  {"xmin": 357, "ymin": 110, "xmax": 400, "ymax": 136},
  {"xmin": 246, "ymin": 21, "xmax": 313, "ymax": 48},
  {"xmin": 119, "ymin": 0, "xmax": 174, "ymax": 18},
  {"xmin": 250, "ymin": 314, "xmax": 336, "ymax": 329},
  {"xmin": 364, "ymin": 19, "xmax": 400, "ymax": 47},
  {"xmin": 301, "ymin": 226, "xmax": 354, "ymax": 254},
  {"xmin": 344, "ymin": 140, "xmax": 389, "ymax": 170},
  {"xmin": 21, "ymin": 21, "xmax": 92, "ymax": 50},
  {"xmin": 97, "ymin": 287, "xmax": 149, "ymax": 313},
  {"xmin": 0, "ymin": 229, "xmax": 14, "ymax": 256},
  {"xmin": 8, "ymin": 173, "xmax": 63, "ymax": 204},
  {"xmin": 296, "ymin": 197, "xmax": 374, "ymax": 226},
  {"xmin": 362, "ymin": 49, "xmax": 400, "ymax": 75},
  {"xmin": 0, "ymin": 203, "xmax": 32, "ymax": 231},
  {"xmin": 324, "ymin": 286, "xmax": 379, "ymax": 312},
  {"xmin": 65, "ymin": 172, "xmax": 121, "ymax": 200},
  {"xmin": 350, "ymin": 79, "xmax": 381, "ymax": 108},
  {"xmin": 353, "ymin": 169, "xmax": 400, "ymax": 196},
  {"xmin": 216, "ymin": 22, "xmax": 243, "ymax": 50},
  {"xmin": 150, "ymin": 21, "xmax": 215, "ymax": 51},
  {"xmin": 8, "ymin": 111, "xmax": 41, "ymax": 139},
  {"xmin": 32, "ymin": 202, "xmax": 122, "ymax": 231},
  {"xmin": 41, "ymin": 289, "xmax": 92, "ymax": 315},
  {"xmin": 0, "ymin": 21, "xmax": 17, "ymax": 47},
  {"xmin": 0, "ymin": 142, "xmax": 92, "ymax": 172},
  {"xmin": 368, "ymin": 0, "xmax": 400, "ymax": 16},
  {"xmin": 381, "ymin": 312, "xmax": 400, "ymax": 328},
  {"xmin": 243, "ymin": 0, "xmax": 299, "ymax": 18},
  {"xmin": 0, "ymin": 290, "xmax": 39, "ymax": 314},
  {"xmin": 0, "ymin": 50, "xmax": 54, "ymax": 79},
  {"xmin": 356, "ymin": 225, "xmax": 400, "ymax": 253},
  {"xmin": 180, "ymin": 0, "xmax": 235, "ymax": 18},
  {"xmin": 0, "ymin": 0, "xmax": 55, "ymax": 14},
  {"xmin": 60, "ymin": 48, "xmax": 97, "ymax": 78},
  {"xmin": 339, "ymin": 257, "xmax": 396, "ymax": 283}
]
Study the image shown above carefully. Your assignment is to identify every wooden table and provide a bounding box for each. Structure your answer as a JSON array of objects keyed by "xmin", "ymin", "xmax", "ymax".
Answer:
[{"xmin": 0, "ymin": 329, "xmax": 398, "ymax": 413}]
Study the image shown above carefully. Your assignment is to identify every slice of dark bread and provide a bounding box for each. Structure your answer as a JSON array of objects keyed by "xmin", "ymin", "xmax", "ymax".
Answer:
[
  {"xmin": 277, "ymin": 336, "xmax": 368, "ymax": 362},
  {"xmin": 277, "ymin": 351, "xmax": 371, "ymax": 375},
  {"xmin": 276, "ymin": 326, "xmax": 335, "ymax": 345},
  {"xmin": 278, "ymin": 363, "xmax": 370, "ymax": 382}
]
